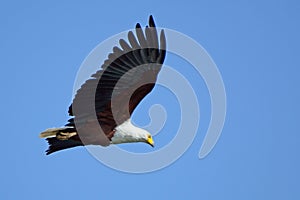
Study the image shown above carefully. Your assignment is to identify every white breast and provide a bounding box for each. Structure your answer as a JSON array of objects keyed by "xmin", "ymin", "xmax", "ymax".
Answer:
[{"xmin": 110, "ymin": 120, "xmax": 148, "ymax": 144}]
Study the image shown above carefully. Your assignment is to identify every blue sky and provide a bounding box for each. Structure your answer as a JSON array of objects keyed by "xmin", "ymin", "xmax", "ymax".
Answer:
[{"xmin": 1, "ymin": 0, "xmax": 300, "ymax": 199}]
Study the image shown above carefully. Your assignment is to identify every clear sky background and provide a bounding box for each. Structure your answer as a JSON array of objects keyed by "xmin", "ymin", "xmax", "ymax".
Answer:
[{"xmin": 1, "ymin": 0, "xmax": 300, "ymax": 199}]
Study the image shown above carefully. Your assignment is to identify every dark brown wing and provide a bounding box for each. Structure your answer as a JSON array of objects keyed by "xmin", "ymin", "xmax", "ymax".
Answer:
[{"xmin": 67, "ymin": 15, "xmax": 166, "ymax": 145}]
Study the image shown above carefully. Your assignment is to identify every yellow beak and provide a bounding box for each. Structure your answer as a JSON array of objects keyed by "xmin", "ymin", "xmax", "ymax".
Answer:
[{"xmin": 147, "ymin": 137, "xmax": 154, "ymax": 147}]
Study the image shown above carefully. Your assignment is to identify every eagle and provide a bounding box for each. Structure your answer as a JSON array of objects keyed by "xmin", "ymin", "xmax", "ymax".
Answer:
[{"xmin": 40, "ymin": 15, "xmax": 166, "ymax": 155}]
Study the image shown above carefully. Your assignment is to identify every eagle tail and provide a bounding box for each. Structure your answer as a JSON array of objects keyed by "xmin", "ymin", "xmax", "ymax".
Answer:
[
  {"xmin": 40, "ymin": 127, "xmax": 83, "ymax": 155},
  {"xmin": 39, "ymin": 127, "xmax": 66, "ymax": 138}
]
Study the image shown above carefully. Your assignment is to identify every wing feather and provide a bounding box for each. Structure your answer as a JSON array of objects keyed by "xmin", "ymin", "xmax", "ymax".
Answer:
[{"xmin": 68, "ymin": 16, "xmax": 166, "ymax": 144}]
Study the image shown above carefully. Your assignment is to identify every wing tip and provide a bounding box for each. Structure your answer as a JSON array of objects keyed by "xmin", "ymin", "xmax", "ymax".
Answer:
[
  {"xmin": 149, "ymin": 15, "xmax": 156, "ymax": 27},
  {"xmin": 136, "ymin": 23, "xmax": 141, "ymax": 29}
]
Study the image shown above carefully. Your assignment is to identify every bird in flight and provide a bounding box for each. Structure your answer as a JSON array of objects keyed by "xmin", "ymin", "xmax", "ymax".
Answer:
[{"xmin": 40, "ymin": 15, "xmax": 166, "ymax": 155}]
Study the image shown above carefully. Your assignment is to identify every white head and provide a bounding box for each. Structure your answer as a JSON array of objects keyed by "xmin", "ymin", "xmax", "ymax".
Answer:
[{"xmin": 112, "ymin": 120, "xmax": 154, "ymax": 147}]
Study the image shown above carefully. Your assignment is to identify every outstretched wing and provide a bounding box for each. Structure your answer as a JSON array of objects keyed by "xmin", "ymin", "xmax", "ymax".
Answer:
[{"xmin": 68, "ymin": 15, "xmax": 166, "ymax": 145}]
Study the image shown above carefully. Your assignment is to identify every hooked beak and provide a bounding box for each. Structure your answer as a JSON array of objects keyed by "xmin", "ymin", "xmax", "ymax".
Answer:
[{"xmin": 147, "ymin": 137, "xmax": 155, "ymax": 147}]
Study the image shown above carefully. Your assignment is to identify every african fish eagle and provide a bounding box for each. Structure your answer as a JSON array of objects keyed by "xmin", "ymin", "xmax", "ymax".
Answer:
[{"xmin": 40, "ymin": 15, "xmax": 166, "ymax": 154}]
